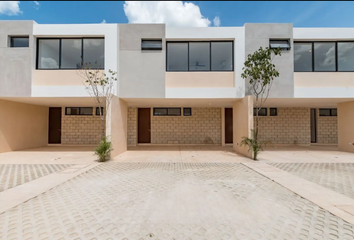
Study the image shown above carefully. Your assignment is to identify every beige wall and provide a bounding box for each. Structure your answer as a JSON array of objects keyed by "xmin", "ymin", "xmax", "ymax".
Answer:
[
  {"xmin": 0, "ymin": 99, "xmax": 48, "ymax": 153},
  {"xmin": 233, "ymin": 96, "xmax": 253, "ymax": 158},
  {"xmin": 338, "ymin": 101, "xmax": 354, "ymax": 153},
  {"xmin": 316, "ymin": 109, "xmax": 338, "ymax": 144},
  {"xmin": 127, "ymin": 107, "xmax": 222, "ymax": 145},
  {"xmin": 295, "ymin": 72, "xmax": 354, "ymax": 87},
  {"xmin": 109, "ymin": 97, "xmax": 128, "ymax": 158},
  {"xmin": 61, "ymin": 107, "xmax": 103, "ymax": 145},
  {"xmin": 33, "ymin": 70, "xmax": 103, "ymax": 86},
  {"xmin": 151, "ymin": 108, "xmax": 221, "ymax": 144},
  {"xmin": 165, "ymin": 72, "xmax": 234, "ymax": 88},
  {"xmin": 257, "ymin": 108, "xmax": 311, "ymax": 144}
]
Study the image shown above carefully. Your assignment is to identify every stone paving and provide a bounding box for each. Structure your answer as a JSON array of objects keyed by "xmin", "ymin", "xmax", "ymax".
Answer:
[
  {"xmin": 1, "ymin": 163, "xmax": 354, "ymax": 239},
  {"xmin": 269, "ymin": 163, "xmax": 354, "ymax": 200},
  {"xmin": 0, "ymin": 164, "xmax": 72, "ymax": 192}
]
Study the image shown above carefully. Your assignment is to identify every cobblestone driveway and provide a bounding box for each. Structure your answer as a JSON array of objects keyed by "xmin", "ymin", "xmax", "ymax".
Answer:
[
  {"xmin": 0, "ymin": 164, "xmax": 72, "ymax": 192},
  {"xmin": 269, "ymin": 163, "xmax": 354, "ymax": 200},
  {"xmin": 1, "ymin": 163, "xmax": 354, "ymax": 239}
]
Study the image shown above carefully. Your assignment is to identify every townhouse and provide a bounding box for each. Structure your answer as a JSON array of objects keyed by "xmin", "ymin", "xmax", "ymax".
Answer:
[{"xmin": 0, "ymin": 20, "xmax": 353, "ymax": 158}]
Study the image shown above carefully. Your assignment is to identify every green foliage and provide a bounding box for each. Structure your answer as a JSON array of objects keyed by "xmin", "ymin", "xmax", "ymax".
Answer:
[
  {"xmin": 241, "ymin": 47, "xmax": 282, "ymax": 88},
  {"xmin": 94, "ymin": 136, "xmax": 113, "ymax": 162},
  {"xmin": 240, "ymin": 47, "xmax": 281, "ymax": 160},
  {"xmin": 240, "ymin": 129, "xmax": 270, "ymax": 160}
]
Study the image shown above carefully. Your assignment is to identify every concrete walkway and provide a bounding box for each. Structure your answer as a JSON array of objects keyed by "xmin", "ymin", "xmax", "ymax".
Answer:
[{"xmin": 1, "ymin": 162, "xmax": 354, "ymax": 239}]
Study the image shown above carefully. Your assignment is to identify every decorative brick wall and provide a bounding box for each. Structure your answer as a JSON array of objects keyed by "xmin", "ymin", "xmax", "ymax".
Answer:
[
  {"xmin": 257, "ymin": 108, "xmax": 311, "ymax": 144},
  {"xmin": 127, "ymin": 107, "xmax": 221, "ymax": 145},
  {"xmin": 127, "ymin": 107, "xmax": 137, "ymax": 146},
  {"xmin": 61, "ymin": 107, "xmax": 103, "ymax": 145},
  {"xmin": 317, "ymin": 110, "xmax": 338, "ymax": 144}
]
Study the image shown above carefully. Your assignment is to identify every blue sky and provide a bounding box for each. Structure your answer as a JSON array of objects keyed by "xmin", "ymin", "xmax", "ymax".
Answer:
[{"xmin": 0, "ymin": 1, "xmax": 353, "ymax": 27}]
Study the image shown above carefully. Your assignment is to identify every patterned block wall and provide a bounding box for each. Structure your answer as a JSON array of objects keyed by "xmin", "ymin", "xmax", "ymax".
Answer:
[
  {"xmin": 61, "ymin": 107, "xmax": 104, "ymax": 145},
  {"xmin": 127, "ymin": 107, "xmax": 137, "ymax": 146},
  {"xmin": 317, "ymin": 109, "xmax": 338, "ymax": 144},
  {"xmin": 256, "ymin": 108, "xmax": 311, "ymax": 144},
  {"xmin": 127, "ymin": 107, "xmax": 221, "ymax": 145}
]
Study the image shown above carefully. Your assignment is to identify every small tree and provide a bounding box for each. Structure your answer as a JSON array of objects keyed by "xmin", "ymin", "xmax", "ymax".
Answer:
[
  {"xmin": 77, "ymin": 62, "xmax": 117, "ymax": 162},
  {"xmin": 240, "ymin": 47, "xmax": 282, "ymax": 160}
]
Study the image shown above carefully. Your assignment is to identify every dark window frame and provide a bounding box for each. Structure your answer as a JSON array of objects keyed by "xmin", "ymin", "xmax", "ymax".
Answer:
[
  {"xmin": 141, "ymin": 39, "xmax": 162, "ymax": 50},
  {"xmin": 183, "ymin": 108, "xmax": 192, "ymax": 116},
  {"xmin": 10, "ymin": 36, "xmax": 29, "ymax": 47},
  {"xmin": 319, "ymin": 108, "xmax": 337, "ymax": 117},
  {"xmin": 253, "ymin": 108, "xmax": 268, "ymax": 117},
  {"xmin": 95, "ymin": 107, "xmax": 104, "ymax": 116},
  {"xmin": 36, "ymin": 37, "xmax": 104, "ymax": 70},
  {"xmin": 166, "ymin": 40, "xmax": 234, "ymax": 72},
  {"xmin": 65, "ymin": 107, "xmax": 93, "ymax": 116},
  {"xmin": 153, "ymin": 108, "xmax": 182, "ymax": 116},
  {"xmin": 294, "ymin": 41, "xmax": 354, "ymax": 72},
  {"xmin": 269, "ymin": 108, "xmax": 278, "ymax": 116}
]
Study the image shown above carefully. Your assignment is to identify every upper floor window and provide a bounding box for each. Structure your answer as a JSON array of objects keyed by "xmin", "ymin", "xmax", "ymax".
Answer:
[
  {"xmin": 166, "ymin": 41, "xmax": 233, "ymax": 71},
  {"xmin": 269, "ymin": 39, "xmax": 291, "ymax": 50},
  {"xmin": 294, "ymin": 41, "xmax": 354, "ymax": 72},
  {"xmin": 141, "ymin": 39, "xmax": 162, "ymax": 50},
  {"xmin": 10, "ymin": 36, "xmax": 29, "ymax": 47},
  {"xmin": 37, "ymin": 38, "xmax": 104, "ymax": 70}
]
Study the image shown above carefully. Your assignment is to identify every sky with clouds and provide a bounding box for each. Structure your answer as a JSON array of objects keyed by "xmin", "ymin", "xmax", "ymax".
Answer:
[{"xmin": 0, "ymin": 1, "xmax": 353, "ymax": 28}]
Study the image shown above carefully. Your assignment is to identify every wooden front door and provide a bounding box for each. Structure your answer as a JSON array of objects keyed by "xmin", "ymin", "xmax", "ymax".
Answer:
[
  {"xmin": 138, "ymin": 108, "xmax": 151, "ymax": 143},
  {"xmin": 225, "ymin": 108, "xmax": 233, "ymax": 144},
  {"xmin": 48, "ymin": 107, "xmax": 62, "ymax": 144}
]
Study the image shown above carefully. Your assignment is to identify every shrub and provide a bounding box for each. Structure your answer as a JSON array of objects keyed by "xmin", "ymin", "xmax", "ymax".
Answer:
[
  {"xmin": 240, "ymin": 129, "xmax": 270, "ymax": 160},
  {"xmin": 94, "ymin": 136, "xmax": 113, "ymax": 162}
]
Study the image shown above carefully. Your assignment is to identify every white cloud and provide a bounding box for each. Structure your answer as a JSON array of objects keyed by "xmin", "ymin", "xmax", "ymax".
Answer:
[
  {"xmin": 123, "ymin": 1, "xmax": 212, "ymax": 27},
  {"xmin": 0, "ymin": 1, "xmax": 21, "ymax": 16},
  {"xmin": 213, "ymin": 16, "xmax": 220, "ymax": 27},
  {"xmin": 101, "ymin": 19, "xmax": 106, "ymax": 24},
  {"xmin": 33, "ymin": 1, "xmax": 40, "ymax": 10}
]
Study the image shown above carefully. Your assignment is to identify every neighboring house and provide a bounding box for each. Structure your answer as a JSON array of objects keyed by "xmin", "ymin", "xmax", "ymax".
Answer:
[{"xmin": 0, "ymin": 20, "xmax": 353, "ymax": 158}]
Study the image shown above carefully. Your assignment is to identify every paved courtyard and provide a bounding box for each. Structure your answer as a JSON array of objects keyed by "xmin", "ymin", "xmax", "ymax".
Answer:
[
  {"xmin": 269, "ymin": 163, "xmax": 354, "ymax": 200},
  {"xmin": 1, "ymin": 162, "xmax": 354, "ymax": 239}
]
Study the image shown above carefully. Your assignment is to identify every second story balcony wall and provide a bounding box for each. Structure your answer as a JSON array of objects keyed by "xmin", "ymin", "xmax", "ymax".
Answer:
[
  {"xmin": 293, "ymin": 39, "xmax": 354, "ymax": 97},
  {"xmin": 165, "ymin": 41, "xmax": 234, "ymax": 88}
]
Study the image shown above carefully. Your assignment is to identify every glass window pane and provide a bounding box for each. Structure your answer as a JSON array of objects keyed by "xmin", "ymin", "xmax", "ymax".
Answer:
[
  {"xmin": 211, "ymin": 42, "xmax": 233, "ymax": 71},
  {"xmin": 154, "ymin": 108, "xmax": 167, "ymax": 116},
  {"xmin": 61, "ymin": 39, "xmax": 82, "ymax": 69},
  {"xmin": 189, "ymin": 42, "xmax": 210, "ymax": 71},
  {"xmin": 270, "ymin": 108, "xmax": 277, "ymax": 116},
  {"xmin": 183, "ymin": 108, "xmax": 192, "ymax": 116},
  {"xmin": 38, "ymin": 39, "xmax": 60, "ymax": 69},
  {"xmin": 141, "ymin": 40, "xmax": 162, "ymax": 50},
  {"xmin": 11, "ymin": 37, "xmax": 29, "ymax": 47},
  {"xmin": 253, "ymin": 108, "xmax": 267, "ymax": 116},
  {"xmin": 167, "ymin": 43, "xmax": 188, "ymax": 71},
  {"xmin": 83, "ymin": 39, "xmax": 104, "ymax": 68},
  {"xmin": 270, "ymin": 40, "xmax": 290, "ymax": 49},
  {"xmin": 314, "ymin": 42, "xmax": 335, "ymax": 71},
  {"xmin": 96, "ymin": 107, "xmax": 104, "ymax": 115},
  {"xmin": 167, "ymin": 108, "xmax": 181, "ymax": 116},
  {"xmin": 294, "ymin": 43, "xmax": 313, "ymax": 72},
  {"xmin": 319, "ymin": 109, "xmax": 331, "ymax": 116},
  {"xmin": 331, "ymin": 109, "xmax": 337, "ymax": 116},
  {"xmin": 80, "ymin": 107, "xmax": 93, "ymax": 115},
  {"xmin": 338, "ymin": 42, "xmax": 354, "ymax": 71}
]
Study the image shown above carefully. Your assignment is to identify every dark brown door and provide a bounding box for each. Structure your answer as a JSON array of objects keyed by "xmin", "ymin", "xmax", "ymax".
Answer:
[
  {"xmin": 48, "ymin": 107, "xmax": 62, "ymax": 144},
  {"xmin": 138, "ymin": 108, "xmax": 151, "ymax": 143},
  {"xmin": 225, "ymin": 108, "xmax": 233, "ymax": 144}
]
